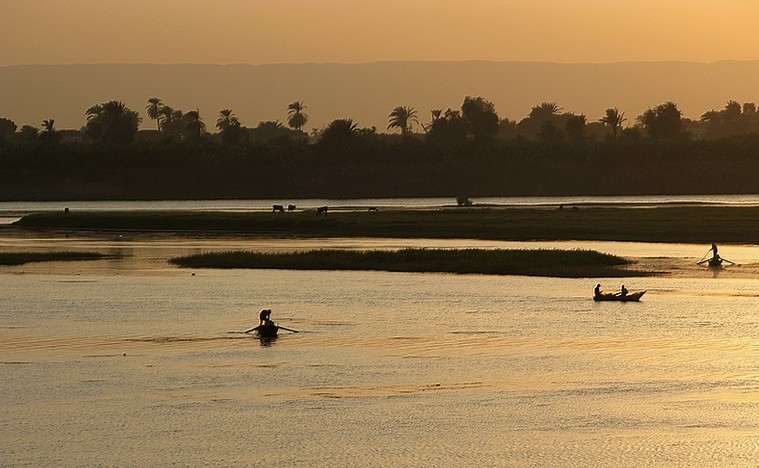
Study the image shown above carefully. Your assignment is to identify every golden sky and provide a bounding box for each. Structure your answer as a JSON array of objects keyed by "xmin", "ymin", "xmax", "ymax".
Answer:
[{"xmin": 3, "ymin": 0, "xmax": 759, "ymax": 65}]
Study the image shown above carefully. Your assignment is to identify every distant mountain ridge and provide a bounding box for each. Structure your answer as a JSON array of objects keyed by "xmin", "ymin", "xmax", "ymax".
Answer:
[{"xmin": 3, "ymin": 61, "xmax": 759, "ymax": 131}]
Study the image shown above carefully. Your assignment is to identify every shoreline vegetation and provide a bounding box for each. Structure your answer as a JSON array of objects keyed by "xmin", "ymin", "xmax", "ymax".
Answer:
[
  {"xmin": 12, "ymin": 206, "xmax": 759, "ymax": 244},
  {"xmin": 168, "ymin": 248, "xmax": 645, "ymax": 278},
  {"xmin": 7, "ymin": 205, "xmax": 758, "ymax": 276},
  {"xmin": 0, "ymin": 251, "xmax": 105, "ymax": 265}
]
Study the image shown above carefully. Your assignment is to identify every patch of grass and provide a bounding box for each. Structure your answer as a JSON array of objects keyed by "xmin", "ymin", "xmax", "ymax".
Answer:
[
  {"xmin": 0, "ymin": 251, "xmax": 105, "ymax": 266},
  {"xmin": 169, "ymin": 248, "xmax": 646, "ymax": 278}
]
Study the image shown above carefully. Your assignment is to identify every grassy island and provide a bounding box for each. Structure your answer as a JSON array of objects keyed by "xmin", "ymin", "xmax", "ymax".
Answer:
[
  {"xmin": 169, "ymin": 248, "xmax": 647, "ymax": 278},
  {"xmin": 0, "ymin": 251, "xmax": 105, "ymax": 266}
]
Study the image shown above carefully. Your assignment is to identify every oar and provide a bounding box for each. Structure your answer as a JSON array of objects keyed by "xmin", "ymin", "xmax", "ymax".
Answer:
[
  {"xmin": 243, "ymin": 326, "xmax": 259, "ymax": 333},
  {"xmin": 278, "ymin": 326, "xmax": 299, "ymax": 333},
  {"xmin": 698, "ymin": 248, "xmax": 712, "ymax": 262},
  {"xmin": 722, "ymin": 257, "xmax": 738, "ymax": 266}
]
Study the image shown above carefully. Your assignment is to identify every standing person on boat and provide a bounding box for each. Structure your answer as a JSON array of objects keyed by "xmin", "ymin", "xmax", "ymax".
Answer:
[
  {"xmin": 619, "ymin": 284, "xmax": 628, "ymax": 297},
  {"xmin": 594, "ymin": 283, "xmax": 602, "ymax": 298},
  {"xmin": 259, "ymin": 308, "xmax": 272, "ymax": 325}
]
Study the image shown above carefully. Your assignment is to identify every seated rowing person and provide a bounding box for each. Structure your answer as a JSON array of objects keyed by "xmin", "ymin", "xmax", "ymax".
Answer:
[
  {"xmin": 259, "ymin": 308, "xmax": 272, "ymax": 325},
  {"xmin": 619, "ymin": 284, "xmax": 628, "ymax": 297},
  {"xmin": 594, "ymin": 283, "xmax": 602, "ymax": 298}
]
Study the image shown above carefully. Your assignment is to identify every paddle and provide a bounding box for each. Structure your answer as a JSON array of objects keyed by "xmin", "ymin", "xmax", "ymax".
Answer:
[
  {"xmin": 243, "ymin": 326, "xmax": 258, "ymax": 333},
  {"xmin": 698, "ymin": 249, "xmax": 712, "ymax": 263}
]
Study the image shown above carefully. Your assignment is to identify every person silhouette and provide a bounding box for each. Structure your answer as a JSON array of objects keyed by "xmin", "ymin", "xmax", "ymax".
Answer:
[{"xmin": 259, "ymin": 308, "xmax": 272, "ymax": 325}]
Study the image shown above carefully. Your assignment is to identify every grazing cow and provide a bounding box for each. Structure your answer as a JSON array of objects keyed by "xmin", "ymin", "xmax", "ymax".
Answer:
[
  {"xmin": 272, "ymin": 204, "xmax": 285, "ymax": 212},
  {"xmin": 288, "ymin": 204, "xmax": 296, "ymax": 211},
  {"xmin": 316, "ymin": 206, "xmax": 328, "ymax": 216}
]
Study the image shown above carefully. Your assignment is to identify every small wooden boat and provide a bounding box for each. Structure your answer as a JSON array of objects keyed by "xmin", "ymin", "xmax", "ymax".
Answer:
[
  {"xmin": 251, "ymin": 322, "xmax": 279, "ymax": 338},
  {"xmin": 593, "ymin": 290, "xmax": 646, "ymax": 302}
]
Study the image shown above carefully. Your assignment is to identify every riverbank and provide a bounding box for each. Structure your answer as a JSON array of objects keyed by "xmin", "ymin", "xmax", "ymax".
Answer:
[{"xmin": 12, "ymin": 206, "xmax": 759, "ymax": 244}]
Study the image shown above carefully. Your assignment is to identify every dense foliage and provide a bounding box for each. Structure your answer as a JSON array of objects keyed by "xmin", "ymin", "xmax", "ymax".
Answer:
[
  {"xmin": 3, "ymin": 96, "xmax": 759, "ymax": 200},
  {"xmin": 3, "ymin": 134, "xmax": 759, "ymax": 200}
]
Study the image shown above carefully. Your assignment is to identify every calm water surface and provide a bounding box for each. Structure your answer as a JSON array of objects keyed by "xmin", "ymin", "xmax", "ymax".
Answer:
[{"xmin": 3, "ymin": 235, "xmax": 759, "ymax": 466}]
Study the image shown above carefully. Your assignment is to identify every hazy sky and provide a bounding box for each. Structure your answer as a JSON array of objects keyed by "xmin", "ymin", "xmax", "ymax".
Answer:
[{"xmin": 3, "ymin": 0, "xmax": 759, "ymax": 66}]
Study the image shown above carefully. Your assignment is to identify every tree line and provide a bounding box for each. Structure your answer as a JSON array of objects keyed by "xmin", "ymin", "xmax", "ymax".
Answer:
[
  {"xmin": 4, "ymin": 96, "xmax": 759, "ymax": 146},
  {"xmin": 3, "ymin": 96, "xmax": 759, "ymax": 200}
]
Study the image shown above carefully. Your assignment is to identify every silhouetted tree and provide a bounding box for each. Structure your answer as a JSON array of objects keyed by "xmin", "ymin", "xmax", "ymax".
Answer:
[
  {"xmin": 182, "ymin": 109, "xmax": 205, "ymax": 141},
  {"xmin": 318, "ymin": 118, "xmax": 358, "ymax": 148},
  {"xmin": 145, "ymin": 97, "xmax": 163, "ymax": 131},
  {"xmin": 85, "ymin": 100, "xmax": 141, "ymax": 143},
  {"xmin": 18, "ymin": 125, "xmax": 39, "ymax": 142},
  {"xmin": 565, "ymin": 114, "xmax": 587, "ymax": 140},
  {"xmin": 530, "ymin": 102, "xmax": 563, "ymax": 121},
  {"xmin": 215, "ymin": 109, "xmax": 241, "ymax": 146},
  {"xmin": 425, "ymin": 109, "xmax": 467, "ymax": 145},
  {"xmin": 286, "ymin": 101, "xmax": 308, "ymax": 131},
  {"xmin": 600, "ymin": 107, "xmax": 626, "ymax": 139},
  {"xmin": 461, "ymin": 96, "xmax": 499, "ymax": 142},
  {"xmin": 38, "ymin": 119, "xmax": 61, "ymax": 144},
  {"xmin": 215, "ymin": 109, "xmax": 240, "ymax": 131},
  {"xmin": 159, "ymin": 106, "xmax": 184, "ymax": 139},
  {"xmin": 245, "ymin": 120, "xmax": 304, "ymax": 145},
  {"xmin": 700, "ymin": 100, "xmax": 759, "ymax": 138},
  {"xmin": 638, "ymin": 101, "xmax": 683, "ymax": 139},
  {"xmin": 516, "ymin": 101, "xmax": 565, "ymax": 140},
  {"xmin": 0, "ymin": 117, "xmax": 16, "ymax": 138},
  {"xmin": 387, "ymin": 106, "xmax": 418, "ymax": 135}
]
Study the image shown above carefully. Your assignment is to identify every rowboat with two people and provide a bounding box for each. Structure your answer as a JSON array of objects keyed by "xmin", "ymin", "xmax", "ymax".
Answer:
[{"xmin": 593, "ymin": 283, "xmax": 646, "ymax": 302}]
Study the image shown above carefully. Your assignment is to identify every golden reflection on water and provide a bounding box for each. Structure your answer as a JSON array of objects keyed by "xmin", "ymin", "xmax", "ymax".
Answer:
[{"xmin": 3, "ymin": 234, "xmax": 759, "ymax": 466}]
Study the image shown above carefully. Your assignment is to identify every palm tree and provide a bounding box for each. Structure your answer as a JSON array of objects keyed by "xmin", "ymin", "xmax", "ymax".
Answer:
[
  {"xmin": 159, "ymin": 105, "xmax": 178, "ymax": 125},
  {"xmin": 529, "ymin": 102, "xmax": 563, "ymax": 121},
  {"xmin": 182, "ymin": 109, "xmax": 206, "ymax": 140},
  {"xmin": 318, "ymin": 118, "xmax": 357, "ymax": 147},
  {"xmin": 216, "ymin": 109, "xmax": 240, "ymax": 131},
  {"xmin": 85, "ymin": 100, "xmax": 141, "ymax": 143},
  {"xmin": 600, "ymin": 107, "xmax": 626, "ymax": 139},
  {"xmin": 39, "ymin": 119, "xmax": 60, "ymax": 144},
  {"xmin": 146, "ymin": 97, "xmax": 163, "ymax": 131},
  {"xmin": 287, "ymin": 101, "xmax": 308, "ymax": 131},
  {"xmin": 387, "ymin": 106, "xmax": 418, "ymax": 135},
  {"xmin": 41, "ymin": 119, "xmax": 55, "ymax": 133}
]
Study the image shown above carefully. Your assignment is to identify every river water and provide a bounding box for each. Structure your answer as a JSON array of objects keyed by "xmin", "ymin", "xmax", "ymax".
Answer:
[{"xmin": 2, "ymin": 229, "xmax": 759, "ymax": 466}]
